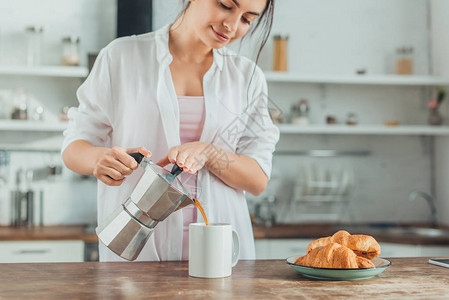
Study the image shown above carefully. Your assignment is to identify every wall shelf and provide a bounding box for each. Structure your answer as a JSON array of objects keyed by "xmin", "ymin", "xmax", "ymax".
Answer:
[
  {"xmin": 0, "ymin": 65, "xmax": 88, "ymax": 78},
  {"xmin": 277, "ymin": 124, "xmax": 449, "ymax": 136},
  {"xmin": 0, "ymin": 120, "xmax": 67, "ymax": 132},
  {"xmin": 264, "ymin": 71, "xmax": 449, "ymax": 86},
  {"xmin": 1, "ymin": 121, "xmax": 449, "ymax": 136}
]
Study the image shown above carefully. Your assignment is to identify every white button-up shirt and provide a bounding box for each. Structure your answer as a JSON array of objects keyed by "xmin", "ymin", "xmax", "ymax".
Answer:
[{"xmin": 62, "ymin": 24, "xmax": 279, "ymax": 261}]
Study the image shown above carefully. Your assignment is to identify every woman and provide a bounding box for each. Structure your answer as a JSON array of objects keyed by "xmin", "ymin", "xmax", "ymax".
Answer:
[{"xmin": 62, "ymin": 0, "xmax": 279, "ymax": 261}]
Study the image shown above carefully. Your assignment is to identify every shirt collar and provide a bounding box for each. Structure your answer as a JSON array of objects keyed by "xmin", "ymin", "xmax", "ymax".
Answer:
[{"xmin": 155, "ymin": 24, "xmax": 224, "ymax": 71}]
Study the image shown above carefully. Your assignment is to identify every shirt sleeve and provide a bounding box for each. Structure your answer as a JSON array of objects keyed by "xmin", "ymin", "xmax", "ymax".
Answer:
[
  {"xmin": 61, "ymin": 47, "xmax": 114, "ymax": 154},
  {"xmin": 235, "ymin": 67, "xmax": 280, "ymax": 179}
]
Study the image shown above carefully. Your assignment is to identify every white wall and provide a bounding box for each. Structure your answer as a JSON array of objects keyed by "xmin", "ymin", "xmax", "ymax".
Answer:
[
  {"xmin": 0, "ymin": 0, "xmax": 443, "ymax": 226},
  {"xmin": 154, "ymin": 0, "xmax": 437, "ymax": 225},
  {"xmin": 0, "ymin": 0, "xmax": 117, "ymax": 225},
  {"xmin": 0, "ymin": 0, "xmax": 116, "ymax": 66},
  {"xmin": 0, "ymin": 0, "xmax": 116, "ymax": 118},
  {"xmin": 431, "ymin": 0, "xmax": 449, "ymax": 226},
  {"xmin": 263, "ymin": 0, "xmax": 429, "ymax": 75},
  {"xmin": 154, "ymin": 0, "xmax": 430, "ymax": 75}
]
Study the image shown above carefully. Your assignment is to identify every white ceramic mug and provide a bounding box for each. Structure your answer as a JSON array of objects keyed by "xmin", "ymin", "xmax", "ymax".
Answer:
[{"xmin": 189, "ymin": 223, "xmax": 240, "ymax": 278}]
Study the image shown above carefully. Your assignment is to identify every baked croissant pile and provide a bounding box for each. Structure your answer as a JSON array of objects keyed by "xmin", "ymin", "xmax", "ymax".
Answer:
[{"xmin": 294, "ymin": 230, "xmax": 381, "ymax": 269}]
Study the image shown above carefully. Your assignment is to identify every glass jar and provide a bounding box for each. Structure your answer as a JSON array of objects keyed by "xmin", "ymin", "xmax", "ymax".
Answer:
[
  {"xmin": 429, "ymin": 108, "xmax": 443, "ymax": 126},
  {"xmin": 25, "ymin": 26, "xmax": 44, "ymax": 66},
  {"xmin": 396, "ymin": 46, "xmax": 413, "ymax": 75},
  {"xmin": 290, "ymin": 99, "xmax": 310, "ymax": 125},
  {"xmin": 346, "ymin": 113, "xmax": 358, "ymax": 126},
  {"xmin": 61, "ymin": 36, "xmax": 80, "ymax": 66},
  {"xmin": 273, "ymin": 35, "xmax": 288, "ymax": 72}
]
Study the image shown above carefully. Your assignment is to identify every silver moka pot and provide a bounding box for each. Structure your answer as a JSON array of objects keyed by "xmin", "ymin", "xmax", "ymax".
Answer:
[{"xmin": 96, "ymin": 153, "xmax": 193, "ymax": 261}]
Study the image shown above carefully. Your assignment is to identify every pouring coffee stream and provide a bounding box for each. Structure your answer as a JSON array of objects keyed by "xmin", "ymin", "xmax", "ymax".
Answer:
[
  {"xmin": 96, "ymin": 152, "xmax": 209, "ymax": 261},
  {"xmin": 194, "ymin": 199, "xmax": 209, "ymax": 226}
]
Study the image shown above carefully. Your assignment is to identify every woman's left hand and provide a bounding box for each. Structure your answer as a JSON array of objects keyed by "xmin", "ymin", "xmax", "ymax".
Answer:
[{"xmin": 156, "ymin": 142, "xmax": 211, "ymax": 174}]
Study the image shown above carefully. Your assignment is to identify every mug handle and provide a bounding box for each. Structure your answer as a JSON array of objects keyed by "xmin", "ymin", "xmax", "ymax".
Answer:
[{"xmin": 231, "ymin": 229, "xmax": 240, "ymax": 267}]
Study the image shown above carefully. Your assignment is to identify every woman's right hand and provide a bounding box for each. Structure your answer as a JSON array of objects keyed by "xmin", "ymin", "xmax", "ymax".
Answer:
[{"xmin": 93, "ymin": 146, "xmax": 152, "ymax": 186}]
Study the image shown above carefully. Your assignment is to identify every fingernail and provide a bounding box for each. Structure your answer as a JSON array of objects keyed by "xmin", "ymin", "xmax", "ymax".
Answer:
[{"xmin": 188, "ymin": 169, "xmax": 194, "ymax": 174}]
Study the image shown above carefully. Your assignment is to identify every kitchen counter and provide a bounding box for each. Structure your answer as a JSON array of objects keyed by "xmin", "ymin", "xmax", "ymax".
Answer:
[
  {"xmin": 0, "ymin": 258, "xmax": 448, "ymax": 299},
  {"xmin": 252, "ymin": 223, "xmax": 449, "ymax": 245},
  {"xmin": 0, "ymin": 225, "xmax": 97, "ymax": 243},
  {"xmin": 2, "ymin": 223, "xmax": 448, "ymax": 245}
]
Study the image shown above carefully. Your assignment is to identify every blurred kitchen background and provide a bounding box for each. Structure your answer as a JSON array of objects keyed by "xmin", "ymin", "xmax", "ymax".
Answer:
[{"xmin": 1, "ymin": 0, "xmax": 449, "ymax": 262}]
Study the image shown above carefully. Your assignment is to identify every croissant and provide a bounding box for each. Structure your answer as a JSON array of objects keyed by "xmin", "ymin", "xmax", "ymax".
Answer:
[
  {"xmin": 306, "ymin": 230, "xmax": 381, "ymax": 259},
  {"xmin": 295, "ymin": 243, "xmax": 375, "ymax": 269}
]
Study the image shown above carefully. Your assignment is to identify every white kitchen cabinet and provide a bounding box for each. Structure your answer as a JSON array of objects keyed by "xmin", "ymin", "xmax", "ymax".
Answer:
[
  {"xmin": 255, "ymin": 239, "xmax": 449, "ymax": 259},
  {"xmin": 378, "ymin": 243, "xmax": 422, "ymax": 258},
  {"xmin": 0, "ymin": 240, "xmax": 84, "ymax": 263},
  {"xmin": 380, "ymin": 242, "xmax": 449, "ymax": 257},
  {"xmin": 420, "ymin": 245, "xmax": 449, "ymax": 257},
  {"xmin": 255, "ymin": 239, "xmax": 314, "ymax": 259}
]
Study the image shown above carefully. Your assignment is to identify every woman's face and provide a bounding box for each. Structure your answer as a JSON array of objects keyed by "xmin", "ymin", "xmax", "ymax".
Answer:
[{"xmin": 187, "ymin": 0, "xmax": 267, "ymax": 49}]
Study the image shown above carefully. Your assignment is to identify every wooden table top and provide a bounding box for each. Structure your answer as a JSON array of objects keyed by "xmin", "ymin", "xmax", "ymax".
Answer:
[
  {"xmin": 1, "ymin": 223, "xmax": 447, "ymax": 246},
  {"xmin": 0, "ymin": 257, "xmax": 448, "ymax": 299}
]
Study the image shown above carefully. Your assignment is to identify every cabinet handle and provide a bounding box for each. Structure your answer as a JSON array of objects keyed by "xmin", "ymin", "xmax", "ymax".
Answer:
[{"xmin": 14, "ymin": 249, "xmax": 50, "ymax": 255}]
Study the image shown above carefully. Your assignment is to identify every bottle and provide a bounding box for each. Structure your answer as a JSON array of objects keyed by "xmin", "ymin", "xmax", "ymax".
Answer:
[
  {"xmin": 396, "ymin": 47, "xmax": 413, "ymax": 75},
  {"xmin": 273, "ymin": 35, "xmax": 288, "ymax": 72},
  {"xmin": 61, "ymin": 36, "xmax": 80, "ymax": 66},
  {"xmin": 25, "ymin": 26, "xmax": 44, "ymax": 66}
]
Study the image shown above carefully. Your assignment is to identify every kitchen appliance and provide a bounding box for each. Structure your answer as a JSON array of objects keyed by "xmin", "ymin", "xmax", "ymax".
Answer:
[
  {"xmin": 96, "ymin": 153, "xmax": 193, "ymax": 261},
  {"xmin": 10, "ymin": 164, "xmax": 59, "ymax": 227},
  {"xmin": 10, "ymin": 169, "xmax": 35, "ymax": 227}
]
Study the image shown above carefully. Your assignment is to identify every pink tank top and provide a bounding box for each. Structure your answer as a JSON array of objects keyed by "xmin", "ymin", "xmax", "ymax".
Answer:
[{"xmin": 178, "ymin": 95, "xmax": 205, "ymax": 260}]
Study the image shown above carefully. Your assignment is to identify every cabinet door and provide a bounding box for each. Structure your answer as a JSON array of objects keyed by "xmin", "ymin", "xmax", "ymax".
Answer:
[
  {"xmin": 419, "ymin": 245, "xmax": 449, "ymax": 257},
  {"xmin": 0, "ymin": 240, "xmax": 84, "ymax": 263},
  {"xmin": 254, "ymin": 239, "xmax": 272, "ymax": 259},
  {"xmin": 377, "ymin": 243, "xmax": 421, "ymax": 257},
  {"xmin": 256, "ymin": 240, "xmax": 449, "ymax": 259},
  {"xmin": 255, "ymin": 239, "xmax": 314, "ymax": 259}
]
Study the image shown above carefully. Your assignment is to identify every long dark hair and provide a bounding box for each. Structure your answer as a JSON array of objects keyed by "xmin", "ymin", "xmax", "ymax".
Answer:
[{"xmin": 176, "ymin": 0, "xmax": 275, "ymax": 65}]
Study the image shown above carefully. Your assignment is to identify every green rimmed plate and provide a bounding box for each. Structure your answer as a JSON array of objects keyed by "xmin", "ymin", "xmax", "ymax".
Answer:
[{"xmin": 286, "ymin": 256, "xmax": 391, "ymax": 281}]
